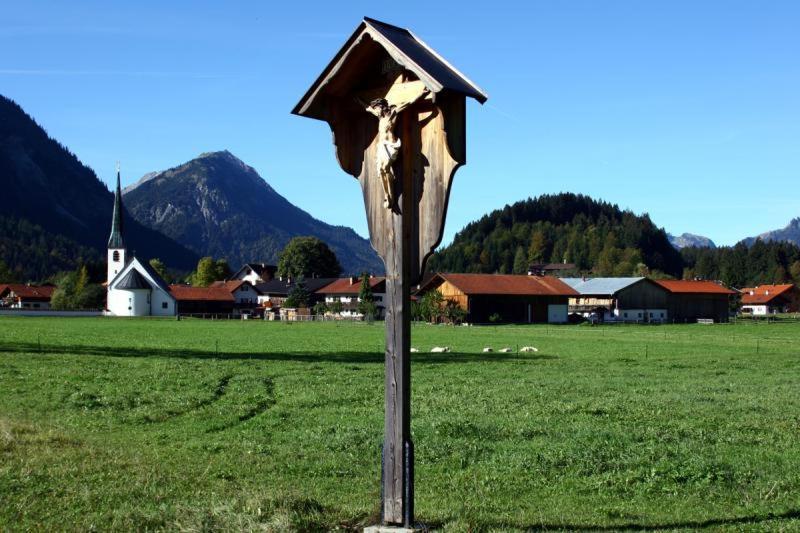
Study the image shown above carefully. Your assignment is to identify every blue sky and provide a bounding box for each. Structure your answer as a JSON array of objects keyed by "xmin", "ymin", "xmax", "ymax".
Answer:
[{"xmin": 2, "ymin": 1, "xmax": 798, "ymax": 247}]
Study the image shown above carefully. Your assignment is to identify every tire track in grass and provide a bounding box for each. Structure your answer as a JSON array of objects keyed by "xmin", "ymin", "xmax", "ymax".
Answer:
[{"xmin": 207, "ymin": 377, "xmax": 276, "ymax": 433}]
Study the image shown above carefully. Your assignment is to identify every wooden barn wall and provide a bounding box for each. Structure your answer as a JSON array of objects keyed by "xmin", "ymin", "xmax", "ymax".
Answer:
[
  {"xmin": 617, "ymin": 281, "xmax": 669, "ymax": 309},
  {"xmin": 467, "ymin": 295, "xmax": 568, "ymax": 323},
  {"xmin": 668, "ymin": 294, "xmax": 730, "ymax": 323},
  {"xmin": 437, "ymin": 280, "xmax": 469, "ymax": 310}
]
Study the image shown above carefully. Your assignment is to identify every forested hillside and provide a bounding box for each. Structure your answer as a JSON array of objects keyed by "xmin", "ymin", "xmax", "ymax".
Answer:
[
  {"xmin": 429, "ymin": 193, "xmax": 684, "ymax": 277},
  {"xmin": 0, "ymin": 95, "xmax": 199, "ymax": 281},
  {"xmin": 681, "ymin": 240, "xmax": 800, "ymax": 288}
]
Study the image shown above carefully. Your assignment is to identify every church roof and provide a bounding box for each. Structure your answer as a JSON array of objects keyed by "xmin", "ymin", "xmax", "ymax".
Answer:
[
  {"xmin": 292, "ymin": 17, "xmax": 487, "ymax": 120},
  {"xmin": 115, "ymin": 269, "xmax": 151, "ymax": 290},
  {"xmin": 107, "ymin": 168, "xmax": 125, "ymax": 249}
]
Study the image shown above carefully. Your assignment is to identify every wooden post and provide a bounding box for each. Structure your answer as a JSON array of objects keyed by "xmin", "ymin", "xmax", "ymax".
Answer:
[{"xmin": 381, "ymin": 111, "xmax": 416, "ymax": 526}]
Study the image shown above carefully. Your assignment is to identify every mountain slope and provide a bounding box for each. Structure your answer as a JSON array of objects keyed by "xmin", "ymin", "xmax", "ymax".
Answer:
[
  {"xmin": 743, "ymin": 218, "xmax": 800, "ymax": 247},
  {"xmin": 668, "ymin": 232, "xmax": 716, "ymax": 249},
  {"xmin": 429, "ymin": 193, "xmax": 685, "ymax": 277},
  {"xmin": 123, "ymin": 151, "xmax": 383, "ymax": 274},
  {"xmin": 0, "ymin": 95, "xmax": 199, "ymax": 279}
]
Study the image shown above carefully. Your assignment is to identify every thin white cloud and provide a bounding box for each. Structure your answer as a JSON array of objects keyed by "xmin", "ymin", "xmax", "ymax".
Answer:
[{"xmin": 0, "ymin": 69, "xmax": 226, "ymax": 79}]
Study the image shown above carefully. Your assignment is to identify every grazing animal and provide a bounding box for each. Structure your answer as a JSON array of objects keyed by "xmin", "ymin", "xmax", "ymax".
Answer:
[
  {"xmin": 520, "ymin": 346, "xmax": 539, "ymax": 353},
  {"xmin": 410, "ymin": 348, "xmax": 419, "ymax": 353},
  {"xmin": 430, "ymin": 346, "xmax": 451, "ymax": 353},
  {"xmin": 499, "ymin": 347, "xmax": 513, "ymax": 353},
  {"xmin": 482, "ymin": 347, "xmax": 493, "ymax": 352}
]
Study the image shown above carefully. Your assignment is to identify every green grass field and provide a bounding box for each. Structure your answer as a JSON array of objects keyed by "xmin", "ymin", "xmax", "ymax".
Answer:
[{"xmin": 1, "ymin": 317, "xmax": 799, "ymax": 531}]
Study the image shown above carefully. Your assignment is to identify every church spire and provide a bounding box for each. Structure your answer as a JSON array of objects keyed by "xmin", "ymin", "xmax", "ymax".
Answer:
[{"xmin": 107, "ymin": 162, "xmax": 125, "ymax": 249}]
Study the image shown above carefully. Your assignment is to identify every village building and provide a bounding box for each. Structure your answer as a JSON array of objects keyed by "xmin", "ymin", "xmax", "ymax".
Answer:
[
  {"xmin": 0, "ymin": 284, "xmax": 55, "ymax": 310},
  {"xmin": 654, "ymin": 279, "xmax": 737, "ymax": 323},
  {"xmin": 255, "ymin": 277, "xmax": 337, "ymax": 311},
  {"xmin": 316, "ymin": 276, "xmax": 387, "ymax": 318},
  {"xmin": 167, "ymin": 285, "xmax": 235, "ymax": 315},
  {"xmin": 231, "ymin": 263, "xmax": 277, "ymax": 285},
  {"xmin": 740, "ymin": 284, "xmax": 800, "ymax": 315},
  {"xmin": 562, "ymin": 277, "xmax": 670, "ymax": 323},
  {"xmin": 418, "ymin": 273, "xmax": 576, "ymax": 323},
  {"xmin": 210, "ymin": 280, "xmax": 262, "ymax": 314},
  {"xmin": 528, "ymin": 263, "xmax": 577, "ymax": 277}
]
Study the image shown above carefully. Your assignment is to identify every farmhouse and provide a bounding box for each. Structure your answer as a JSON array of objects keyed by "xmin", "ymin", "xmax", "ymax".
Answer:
[
  {"xmin": 231, "ymin": 263, "xmax": 277, "ymax": 285},
  {"xmin": 167, "ymin": 285, "xmax": 235, "ymax": 315},
  {"xmin": 418, "ymin": 273, "xmax": 577, "ymax": 323},
  {"xmin": 316, "ymin": 276, "xmax": 387, "ymax": 318},
  {"xmin": 654, "ymin": 279, "xmax": 737, "ymax": 323},
  {"xmin": 562, "ymin": 277, "xmax": 670, "ymax": 322},
  {"xmin": 740, "ymin": 284, "xmax": 800, "ymax": 315},
  {"xmin": 0, "ymin": 284, "xmax": 55, "ymax": 310},
  {"xmin": 209, "ymin": 280, "xmax": 262, "ymax": 313},
  {"xmin": 255, "ymin": 277, "xmax": 337, "ymax": 310}
]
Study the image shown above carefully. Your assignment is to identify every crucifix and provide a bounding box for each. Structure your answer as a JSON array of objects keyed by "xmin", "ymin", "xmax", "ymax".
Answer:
[{"xmin": 292, "ymin": 17, "xmax": 486, "ymax": 529}]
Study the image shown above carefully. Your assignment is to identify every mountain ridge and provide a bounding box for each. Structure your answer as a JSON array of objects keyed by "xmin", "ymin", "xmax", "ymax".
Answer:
[
  {"xmin": 0, "ymin": 94, "xmax": 199, "ymax": 279},
  {"xmin": 122, "ymin": 150, "xmax": 383, "ymax": 274}
]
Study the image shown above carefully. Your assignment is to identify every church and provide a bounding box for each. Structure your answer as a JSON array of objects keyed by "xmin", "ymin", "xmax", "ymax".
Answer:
[{"xmin": 105, "ymin": 167, "xmax": 177, "ymax": 317}]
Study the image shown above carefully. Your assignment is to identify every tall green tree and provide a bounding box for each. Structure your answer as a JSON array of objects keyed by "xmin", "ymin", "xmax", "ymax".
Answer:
[
  {"xmin": 512, "ymin": 246, "xmax": 528, "ymax": 274},
  {"xmin": 0, "ymin": 259, "xmax": 18, "ymax": 283},
  {"xmin": 277, "ymin": 237, "xmax": 342, "ymax": 279},
  {"xmin": 189, "ymin": 257, "xmax": 231, "ymax": 287},
  {"xmin": 148, "ymin": 258, "xmax": 171, "ymax": 282},
  {"xmin": 283, "ymin": 277, "xmax": 310, "ymax": 308},
  {"xmin": 357, "ymin": 274, "xmax": 377, "ymax": 319}
]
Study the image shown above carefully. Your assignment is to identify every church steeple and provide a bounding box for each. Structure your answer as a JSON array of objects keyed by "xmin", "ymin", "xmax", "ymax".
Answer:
[
  {"xmin": 107, "ymin": 163, "xmax": 125, "ymax": 249},
  {"xmin": 107, "ymin": 163, "xmax": 127, "ymax": 285}
]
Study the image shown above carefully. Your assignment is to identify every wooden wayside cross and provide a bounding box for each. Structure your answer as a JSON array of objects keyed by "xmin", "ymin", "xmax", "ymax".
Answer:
[{"xmin": 292, "ymin": 17, "xmax": 486, "ymax": 529}]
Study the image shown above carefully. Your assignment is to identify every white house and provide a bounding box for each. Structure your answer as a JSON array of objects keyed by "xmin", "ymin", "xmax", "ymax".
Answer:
[
  {"xmin": 317, "ymin": 276, "xmax": 386, "ymax": 318},
  {"xmin": 231, "ymin": 263, "xmax": 277, "ymax": 285}
]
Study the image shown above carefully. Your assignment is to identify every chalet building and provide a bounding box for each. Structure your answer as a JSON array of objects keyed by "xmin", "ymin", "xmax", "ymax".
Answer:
[
  {"xmin": 231, "ymin": 263, "xmax": 277, "ymax": 285},
  {"xmin": 562, "ymin": 277, "xmax": 670, "ymax": 322},
  {"xmin": 528, "ymin": 263, "xmax": 577, "ymax": 277},
  {"xmin": 210, "ymin": 280, "xmax": 262, "ymax": 313},
  {"xmin": 418, "ymin": 273, "xmax": 577, "ymax": 323},
  {"xmin": 0, "ymin": 284, "xmax": 55, "ymax": 310},
  {"xmin": 316, "ymin": 276, "xmax": 387, "ymax": 318},
  {"xmin": 740, "ymin": 284, "xmax": 800, "ymax": 315},
  {"xmin": 255, "ymin": 277, "xmax": 337, "ymax": 310},
  {"xmin": 654, "ymin": 280, "xmax": 737, "ymax": 323}
]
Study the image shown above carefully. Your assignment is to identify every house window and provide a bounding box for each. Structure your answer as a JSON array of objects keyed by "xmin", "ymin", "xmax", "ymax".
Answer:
[
  {"xmin": 660, "ymin": 312, "xmax": 664, "ymax": 318},
  {"xmin": 162, "ymin": 302, "xmax": 168, "ymax": 309},
  {"xmin": 624, "ymin": 312, "xmax": 628, "ymax": 318},
  {"xmin": 113, "ymin": 250, "xmax": 120, "ymax": 262},
  {"xmin": 638, "ymin": 312, "xmax": 642, "ymax": 318}
]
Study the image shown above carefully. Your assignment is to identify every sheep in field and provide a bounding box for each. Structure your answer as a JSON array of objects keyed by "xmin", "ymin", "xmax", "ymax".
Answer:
[
  {"xmin": 482, "ymin": 347, "xmax": 493, "ymax": 352},
  {"xmin": 499, "ymin": 347, "xmax": 513, "ymax": 353},
  {"xmin": 519, "ymin": 346, "xmax": 539, "ymax": 353},
  {"xmin": 430, "ymin": 346, "xmax": 451, "ymax": 353},
  {"xmin": 410, "ymin": 348, "xmax": 419, "ymax": 353}
]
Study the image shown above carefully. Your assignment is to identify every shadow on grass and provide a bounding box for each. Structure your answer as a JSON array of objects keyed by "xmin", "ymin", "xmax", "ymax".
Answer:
[
  {"xmin": 427, "ymin": 507, "xmax": 800, "ymax": 532},
  {"xmin": 0, "ymin": 341, "xmax": 555, "ymax": 365}
]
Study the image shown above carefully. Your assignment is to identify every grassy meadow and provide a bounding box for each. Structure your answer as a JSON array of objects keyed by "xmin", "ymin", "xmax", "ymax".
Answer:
[{"xmin": 1, "ymin": 317, "xmax": 799, "ymax": 531}]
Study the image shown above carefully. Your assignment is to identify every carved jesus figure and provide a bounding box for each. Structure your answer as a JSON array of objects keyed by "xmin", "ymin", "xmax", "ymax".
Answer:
[{"xmin": 366, "ymin": 90, "xmax": 427, "ymax": 209}]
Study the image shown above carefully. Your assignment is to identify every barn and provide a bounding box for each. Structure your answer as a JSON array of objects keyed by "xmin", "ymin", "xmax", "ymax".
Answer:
[
  {"xmin": 562, "ymin": 277, "xmax": 670, "ymax": 322},
  {"xmin": 654, "ymin": 280, "xmax": 737, "ymax": 323},
  {"xmin": 418, "ymin": 273, "xmax": 577, "ymax": 323}
]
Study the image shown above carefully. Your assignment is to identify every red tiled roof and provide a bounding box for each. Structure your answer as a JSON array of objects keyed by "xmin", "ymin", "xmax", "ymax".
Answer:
[
  {"xmin": 654, "ymin": 280, "xmax": 737, "ymax": 295},
  {"xmin": 433, "ymin": 273, "xmax": 578, "ymax": 296},
  {"xmin": 0, "ymin": 284, "xmax": 55, "ymax": 301},
  {"xmin": 317, "ymin": 277, "xmax": 387, "ymax": 294},
  {"xmin": 740, "ymin": 284, "xmax": 797, "ymax": 304},
  {"xmin": 168, "ymin": 285, "xmax": 235, "ymax": 302}
]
